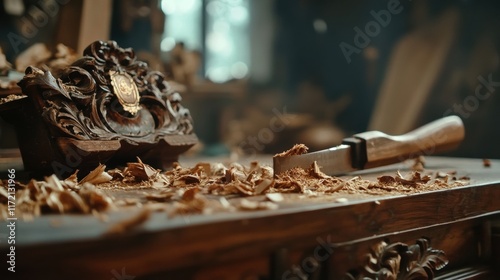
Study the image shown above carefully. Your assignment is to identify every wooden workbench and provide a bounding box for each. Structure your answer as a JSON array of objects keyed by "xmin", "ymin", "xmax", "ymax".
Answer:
[{"xmin": 1, "ymin": 156, "xmax": 500, "ymax": 279}]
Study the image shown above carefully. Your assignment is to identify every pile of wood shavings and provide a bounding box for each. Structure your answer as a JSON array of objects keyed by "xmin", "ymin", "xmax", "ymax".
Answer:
[
  {"xmin": 273, "ymin": 162, "xmax": 468, "ymax": 197},
  {"xmin": 272, "ymin": 144, "xmax": 469, "ymax": 196},
  {"xmin": 0, "ymin": 172, "xmax": 112, "ymax": 220},
  {"xmin": 0, "ymin": 94, "xmax": 26, "ymax": 104},
  {"xmin": 0, "ymin": 148, "xmax": 470, "ymax": 221}
]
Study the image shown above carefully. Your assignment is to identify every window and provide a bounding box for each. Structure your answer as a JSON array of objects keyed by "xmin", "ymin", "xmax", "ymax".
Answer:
[{"xmin": 161, "ymin": 0, "xmax": 250, "ymax": 83}]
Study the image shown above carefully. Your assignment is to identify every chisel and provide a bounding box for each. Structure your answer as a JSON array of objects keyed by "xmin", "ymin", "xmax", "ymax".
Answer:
[{"xmin": 273, "ymin": 116, "xmax": 465, "ymax": 175}]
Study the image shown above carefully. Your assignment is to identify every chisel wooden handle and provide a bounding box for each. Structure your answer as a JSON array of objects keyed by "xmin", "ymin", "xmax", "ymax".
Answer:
[{"xmin": 348, "ymin": 116, "xmax": 465, "ymax": 169}]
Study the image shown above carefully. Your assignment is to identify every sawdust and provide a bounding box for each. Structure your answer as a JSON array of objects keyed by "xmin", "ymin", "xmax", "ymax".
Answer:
[{"xmin": 104, "ymin": 209, "xmax": 151, "ymax": 236}]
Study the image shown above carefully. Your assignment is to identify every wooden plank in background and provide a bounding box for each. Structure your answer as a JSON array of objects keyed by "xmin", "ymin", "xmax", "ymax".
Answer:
[{"xmin": 54, "ymin": 0, "xmax": 112, "ymax": 54}]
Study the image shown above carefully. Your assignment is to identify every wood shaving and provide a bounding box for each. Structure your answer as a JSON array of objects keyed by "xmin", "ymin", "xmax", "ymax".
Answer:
[
  {"xmin": 310, "ymin": 161, "xmax": 330, "ymax": 179},
  {"xmin": 238, "ymin": 199, "xmax": 278, "ymax": 211},
  {"xmin": 125, "ymin": 157, "xmax": 160, "ymax": 181},
  {"xmin": 104, "ymin": 209, "xmax": 151, "ymax": 236},
  {"xmin": 335, "ymin": 198, "xmax": 349, "ymax": 203},
  {"xmin": 274, "ymin": 144, "xmax": 308, "ymax": 158},
  {"xmin": 0, "ymin": 47, "xmax": 12, "ymax": 73},
  {"xmin": 46, "ymin": 190, "xmax": 89, "ymax": 213},
  {"xmin": 0, "ymin": 167, "xmax": 114, "ymax": 219},
  {"xmin": 170, "ymin": 195, "xmax": 207, "ymax": 216},
  {"xmin": 436, "ymin": 171, "xmax": 448, "ymax": 178},
  {"xmin": 79, "ymin": 164, "xmax": 112, "ymax": 184},
  {"xmin": 78, "ymin": 183, "xmax": 113, "ymax": 212},
  {"xmin": 145, "ymin": 192, "xmax": 175, "ymax": 202},
  {"xmin": 254, "ymin": 179, "xmax": 273, "ymax": 195},
  {"xmin": 265, "ymin": 193, "xmax": 284, "ymax": 202},
  {"xmin": 219, "ymin": 197, "xmax": 231, "ymax": 209},
  {"xmin": 412, "ymin": 156, "xmax": 425, "ymax": 171}
]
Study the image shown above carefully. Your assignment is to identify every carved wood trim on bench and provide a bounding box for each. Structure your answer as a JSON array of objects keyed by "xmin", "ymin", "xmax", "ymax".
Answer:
[{"xmin": 345, "ymin": 238, "xmax": 448, "ymax": 280}]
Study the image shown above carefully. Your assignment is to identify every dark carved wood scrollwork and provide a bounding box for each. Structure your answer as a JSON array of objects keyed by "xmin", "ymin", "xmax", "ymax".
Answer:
[
  {"xmin": 345, "ymin": 238, "xmax": 448, "ymax": 280},
  {"xmin": 1, "ymin": 40, "xmax": 197, "ymax": 176},
  {"xmin": 18, "ymin": 40, "xmax": 194, "ymax": 143}
]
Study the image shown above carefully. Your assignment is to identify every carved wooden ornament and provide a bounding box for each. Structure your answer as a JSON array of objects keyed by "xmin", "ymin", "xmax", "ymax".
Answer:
[
  {"xmin": 345, "ymin": 238, "xmax": 448, "ymax": 280},
  {"xmin": 19, "ymin": 40, "xmax": 194, "ymax": 141},
  {"xmin": 3, "ymin": 40, "xmax": 197, "ymax": 176}
]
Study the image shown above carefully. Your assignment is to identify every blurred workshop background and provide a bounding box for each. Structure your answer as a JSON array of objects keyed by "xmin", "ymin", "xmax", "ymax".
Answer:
[{"xmin": 1, "ymin": 0, "xmax": 500, "ymax": 162}]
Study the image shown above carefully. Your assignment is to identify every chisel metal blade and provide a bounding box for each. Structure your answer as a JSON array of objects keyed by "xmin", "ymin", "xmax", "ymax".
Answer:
[{"xmin": 273, "ymin": 144, "xmax": 355, "ymax": 176}]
